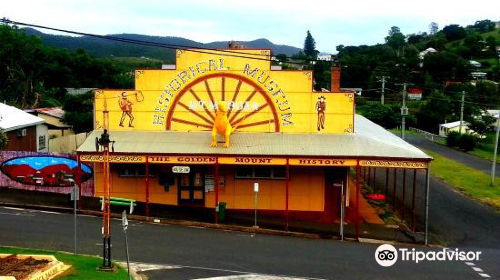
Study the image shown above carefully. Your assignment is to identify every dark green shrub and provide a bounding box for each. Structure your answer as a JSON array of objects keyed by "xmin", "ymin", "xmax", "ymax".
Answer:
[
  {"xmin": 458, "ymin": 134, "xmax": 477, "ymax": 151},
  {"xmin": 446, "ymin": 131, "xmax": 460, "ymax": 147}
]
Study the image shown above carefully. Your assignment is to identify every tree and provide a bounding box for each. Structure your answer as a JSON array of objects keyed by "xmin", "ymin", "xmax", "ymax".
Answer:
[
  {"xmin": 0, "ymin": 24, "xmax": 132, "ymax": 109},
  {"xmin": 423, "ymin": 52, "xmax": 470, "ymax": 82},
  {"xmin": 442, "ymin": 24, "xmax": 466, "ymax": 41},
  {"xmin": 0, "ymin": 131, "xmax": 7, "ymax": 150},
  {"xmin": 303, "ymin": 30, "xmax": 318, "ymax": 59},
  {"xmin": 275, "ymin": 54, "xmax": 288, "ymax": 63},
  {"xmin": 458, "ymin": 134, "xmax": 477, "ymax": 151},
  {"xmin": 472, "ymin": 20, "xmax": 495, "ymax": 33},
  {"xmin": 62, "ymin": 91, "xmax": 94, "ymax": 133},
  {"xmin": 385, "ymin": 26, "xmax": 406, "ymax": 56},
  {"xmin": 429, "ymin": 22, "xmax": 439, "ymax": 35},
  {"xmin": 475, "ymin": 81, "xmax": 500, "ymax": 107},
  {"xmin": 468, "ymin": 115, "xmax": 496, "ymax": 136},
  {"xmin": 446, "ymin": 131, "xmax": 460, "ymax": 147},
  {"xmin": 362, "ymin": 103, "xmax": 402, "ymax": 128},
  {"xmin": 416, "ymin": 91, "xmax": 454, "ymax": 133}
]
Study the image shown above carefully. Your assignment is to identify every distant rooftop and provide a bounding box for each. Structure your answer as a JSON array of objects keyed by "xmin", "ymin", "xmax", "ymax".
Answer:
[
  {"xmin": 439, "ymin": 121, "xmax": 470, "ymax": 129},
  {"xmin": 0, "ymin": 103, "xmax": 45, "ymax": 132},
  {"xmin": 25, "ymin": 107, "xmax": 65, "ymax": 119},
  {"xmin": 65, "ymin": 88, "xmax": 97, "ymax": 95}
]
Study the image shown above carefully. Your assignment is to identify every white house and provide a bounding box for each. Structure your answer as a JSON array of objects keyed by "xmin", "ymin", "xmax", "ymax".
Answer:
[
  {"xmin": 439, "ymin": 121, "xmax": 472, "ymax": 137},
  {"xmin": 0, "ymin": 102, "xmax": 49, "ymax": 152}
]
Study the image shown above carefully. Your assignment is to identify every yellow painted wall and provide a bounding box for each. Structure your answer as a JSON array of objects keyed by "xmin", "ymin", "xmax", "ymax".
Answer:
[
  {"xmin": 94, "ymin": 49, "xmax": 354, "ymax": 134},
  {"xmin": 205, "ymin": 166, "xmax": 324, "ymax": 211},
  {"xmin": 95, "ymin": 164, "xmax": 324, "ymax": 211},
  {"xmin": 94, "ymin": 164, "xmax": 178, "ymax": 205}
]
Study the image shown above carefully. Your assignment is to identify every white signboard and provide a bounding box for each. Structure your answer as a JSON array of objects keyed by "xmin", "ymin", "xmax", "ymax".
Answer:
[
  {"xmin": 70, "ymin": 186, "xmax": 80, "ymax": 201},
  {"xmin": 254, "ymin": 182, "xmax": 259, "ymax": 193},
  {"xmin": 172, "ymin": 166, "xmax": 190, "ymax": 173},
  {"xmin": 122, "ymin": 210, "xmax": 128, "ymax": 230}
]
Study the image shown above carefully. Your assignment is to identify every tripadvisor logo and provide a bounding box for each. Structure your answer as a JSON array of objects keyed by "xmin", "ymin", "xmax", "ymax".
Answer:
[
  {"xmin": 375, "ymin": 244, "xmax": 482, "ymax": 267},
  {"xmin": 375, "ymin": 244, "xmax": 398, "ymax": 267}
]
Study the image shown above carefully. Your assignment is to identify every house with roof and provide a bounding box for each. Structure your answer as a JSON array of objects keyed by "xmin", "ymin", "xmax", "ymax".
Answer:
[
  {"xmin": 25, "ymin": 107, "xmax": 73, "ymax": 137},
  {"xmin": 0, "ymin": 103, "xmax": 49, "ymax": 152},
  {"xmin": 438, "ymin": 121, "xmax": 472, "ymax": 137}
]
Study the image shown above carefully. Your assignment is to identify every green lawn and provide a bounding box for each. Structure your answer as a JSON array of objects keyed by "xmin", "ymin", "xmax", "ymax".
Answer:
[
  {"xmin": 426, "ymin": 150, "xmax": 500, "ymax": 208},
  {"xmin": 388, "ymin": 128, "xmax": 420, "ymax": 136},
  {"xmin": 0, "ymin": 246, "xmax": 129, "ymax": 280}
]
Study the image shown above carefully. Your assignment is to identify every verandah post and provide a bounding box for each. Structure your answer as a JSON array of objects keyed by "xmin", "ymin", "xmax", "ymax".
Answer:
[
  {"xmin": 145, "ymin": 157, "xmax": 150, "ymax": 217},
  {"xmin": 411, "ymin": 169, "xmax": 417, "ymax": 232},
  {"xmin": 285, "ymin": 159, "xmax": 290, "ymax": 231},
  {"xmin": 355, "ymin": 160, "xmax": 361, "ymax": 239},
  {"xmin": 402, "ymin": 169, "xmax": 406, "ymax": 222},
  {"xmin": 215, "ymin": 158, "xmax": 219, "ymax": 224}
]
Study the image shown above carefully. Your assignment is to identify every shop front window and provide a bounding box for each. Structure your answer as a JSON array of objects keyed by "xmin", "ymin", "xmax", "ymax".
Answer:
[{"xmin": 235, "ymin": 166, "xmax": 286, "ymax": 180}]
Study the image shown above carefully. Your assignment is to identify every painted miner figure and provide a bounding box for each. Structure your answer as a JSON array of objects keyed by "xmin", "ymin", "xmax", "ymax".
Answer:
[
  {"xmin": 315, "ymin": 96, "xmax": 326, "ymax": 131},
  {"xmin": 118, "ymin": 92, "xmax": 134, "ymax": 127}
]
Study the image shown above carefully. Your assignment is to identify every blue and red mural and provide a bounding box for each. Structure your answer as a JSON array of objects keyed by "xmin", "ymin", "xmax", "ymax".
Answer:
[{"xmin": 0, "ymin": 151, "xmax": 94, "ymax": 196}]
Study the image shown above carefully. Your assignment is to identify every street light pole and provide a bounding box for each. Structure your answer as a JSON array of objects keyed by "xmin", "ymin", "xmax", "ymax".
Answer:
[
  {"xmin": 459, "ymin": 91, "xmax": 465, "ymax": 134},
  {"xmin": 491, "ymin": 113, "xmax": 500, "ymax": 185},
  {"xmin": 401, "ymin": 83, "xmax": 408, "ymax": 140}
]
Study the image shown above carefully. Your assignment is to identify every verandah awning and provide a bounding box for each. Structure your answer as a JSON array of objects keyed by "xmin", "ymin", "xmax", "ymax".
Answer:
[{"xmin": 77, "ymin": 115, "xmax": 432, "ymax": 168}]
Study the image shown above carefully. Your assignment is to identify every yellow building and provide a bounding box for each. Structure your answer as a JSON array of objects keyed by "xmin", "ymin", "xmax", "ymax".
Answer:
[{"xmin": 77, "ymin": 49, "xmax": 432, "ymax": 238}]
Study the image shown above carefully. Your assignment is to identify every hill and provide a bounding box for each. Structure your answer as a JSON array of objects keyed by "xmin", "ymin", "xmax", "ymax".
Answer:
[{"xmin": 23, "ymin": 28, "xmax": 302, "ymax": 63}]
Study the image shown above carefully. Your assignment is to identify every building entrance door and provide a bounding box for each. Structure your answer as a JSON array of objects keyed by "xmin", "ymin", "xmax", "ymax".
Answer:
[{"xmin": 178, "ymin": 167, "xmax": 205, "ymax": 204}]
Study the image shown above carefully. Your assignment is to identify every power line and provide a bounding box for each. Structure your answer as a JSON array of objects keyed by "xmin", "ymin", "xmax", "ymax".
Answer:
[{"xmin": 0, "ymin": 18, "xmax": 328, "ymax": 65}]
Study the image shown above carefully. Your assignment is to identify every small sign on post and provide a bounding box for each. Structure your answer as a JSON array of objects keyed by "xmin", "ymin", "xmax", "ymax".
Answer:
[
  {"xmin": 70, "ymin": 185, "xmax": 80, "ymax": 201},
  {"xmin": 253, "ymin": 182, "xmax": 259, "ymax": 228},
  {"xmin": 172, "ymin": 166, "xmax": 190, "ymax": 173},
  {"xmin": 122, "ymin": 210, "xmax": 129, "ymax": 231},
  {"xmin": 122, "ymin": 210, "xmax": 131, "ymax": 280},
  {"xmin": 71, "ymin": 185, "xmax": 79, "ymax": 255}
]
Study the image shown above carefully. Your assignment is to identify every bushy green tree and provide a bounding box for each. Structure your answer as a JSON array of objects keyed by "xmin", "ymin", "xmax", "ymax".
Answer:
[
  {"xmin": 458, "ymin": 134, "xmax": 477, "ymax": 151},
  {"xmin": 446, "ymin": 131, "xmax": 461, "ymax": 147},
  {"xmin": 385, "ymin": 26, "xmax": 406, "ymax": 56},
  {"xmin": 468, "ymin": 115, "xmax": 496, "ymax": 136},
  {"xmin": 416, "ymin": 91, "xmax": 454, "ymax": 133},
  {"xmin": 423, "ymin": 52, "xmax": 470, "ymax": 82},
  {"xmin": 363, "ymin": 103, "xmax": 402, "ymax": 128},
  {"xmin": 0, "ymin": 24, "xmax": 132, "ymax": 109},
  {"xmin": 442, "ymin": 24, "xmax": 467, "ymax": 41},
  {"xmin": 62, "ymin": 91, "xmax": 94, "ymax": 133},
  {"xmin": 303, "ymin": 30, "xmax": 318, "ymax": 59}
]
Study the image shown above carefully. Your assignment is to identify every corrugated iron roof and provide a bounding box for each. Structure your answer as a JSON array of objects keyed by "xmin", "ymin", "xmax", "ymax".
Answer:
[
  {"xmin": 0, "ymin": 103, "xmax": 45, "ymax": 131},
  {"xmin": 78, "ymin": 115, "xmax": 431, "ymax": 160}
]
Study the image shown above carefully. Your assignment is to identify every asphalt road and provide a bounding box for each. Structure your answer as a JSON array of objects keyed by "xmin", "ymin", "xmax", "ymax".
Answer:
[
  {"xmin": 0, "ymin": 206, "xmax": 498, "ymax": 279},
  {"xmin": 403, "ymin": 134, "xmax": 500, "ymax": 175},
  {"xmin": 366, "ymin": 134, "xmax": 500, "ymax": 279}
]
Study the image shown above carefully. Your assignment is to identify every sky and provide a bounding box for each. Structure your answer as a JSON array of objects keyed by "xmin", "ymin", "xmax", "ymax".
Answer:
[{"xmin": 3, "ymin": 0, "xmax": 500, "ymax": 53}]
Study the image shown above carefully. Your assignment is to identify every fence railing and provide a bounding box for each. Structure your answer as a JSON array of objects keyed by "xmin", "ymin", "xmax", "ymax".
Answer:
[{"xmin": 409, "ymin": 127, "xmax": 445, "ymax": 142}]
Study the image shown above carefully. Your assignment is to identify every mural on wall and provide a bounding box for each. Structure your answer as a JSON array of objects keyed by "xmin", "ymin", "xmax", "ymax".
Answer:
[
  {"xmin": 0, "ymin": 151, "xmax": 94, "ymax": 196},
  {"xmin": 94, "ymin": 49, "xmax": 355, "ymax": 134}
]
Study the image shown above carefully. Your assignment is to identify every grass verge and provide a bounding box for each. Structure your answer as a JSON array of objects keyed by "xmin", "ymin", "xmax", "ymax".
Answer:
[
  {"xmin": 0, "ymin": 246, "xmax": 129, "ymax": 280},
  {"xmin": 425, "ymin": 150, "xmax": 500, "ymax": 209}
]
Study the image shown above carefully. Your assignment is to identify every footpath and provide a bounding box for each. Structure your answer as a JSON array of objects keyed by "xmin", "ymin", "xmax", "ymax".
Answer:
[{"xmin": 0, "ymin": 187, "xmax": 422, "ymax": 245}]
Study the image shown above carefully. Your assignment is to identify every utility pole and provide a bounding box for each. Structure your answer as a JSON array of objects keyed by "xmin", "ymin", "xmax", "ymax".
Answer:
[
  {"xmin": 379, "ymin": 76, "xmax": 386, "ymax": 104},
  {"xmin": 401, "ymin": 83, "xmax": 408, "ymax": 140},
  {"xmin": 459, "ymin": 91, "xmax": 465, "ymax": 134},
  {"xmin": 491, "ymin": 113, "xmax": 500, "ymax": 185}
]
